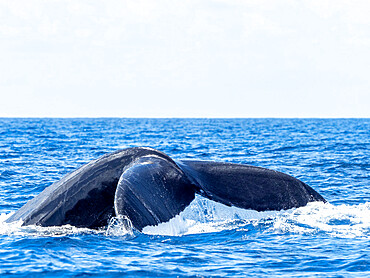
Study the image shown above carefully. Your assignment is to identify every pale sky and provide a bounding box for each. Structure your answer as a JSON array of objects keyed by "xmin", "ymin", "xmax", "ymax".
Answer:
[{"xmin": 0, "ymin": 0, "xmax": 369, "ymax": 118}]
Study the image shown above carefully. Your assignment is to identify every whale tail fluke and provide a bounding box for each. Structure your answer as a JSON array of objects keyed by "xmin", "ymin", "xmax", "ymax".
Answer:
[
  {"xmin": 114, "ymin": 155, "xmax": 196, "ymax": 231},
  {"xmin": 178, "ymin": 160, "xmax": 326, "ymax": 211},
  {"xmin": 6, "ymin": 147, "xmax": 326, "ymax": 231},
  {"xmin": 115, "ymin": 158, "xmax": 326, "ymax": 230}
]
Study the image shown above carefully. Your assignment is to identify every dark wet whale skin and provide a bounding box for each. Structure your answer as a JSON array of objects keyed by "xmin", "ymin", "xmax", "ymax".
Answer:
[{"xmin": 7, "ymin": 147, "xmax": 326, "ymax": 231}]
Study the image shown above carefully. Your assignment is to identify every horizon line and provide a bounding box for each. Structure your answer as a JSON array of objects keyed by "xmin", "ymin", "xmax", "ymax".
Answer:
[{"xmin": 0, "ymin": 116, "xmax": 368, "ymax": 119}]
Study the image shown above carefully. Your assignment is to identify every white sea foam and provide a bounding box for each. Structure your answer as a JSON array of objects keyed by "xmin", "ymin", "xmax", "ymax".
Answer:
[
  {"xmin": 142, "ymin": 196, "xmax": 370, "ymax": 238},
  {"xmin": 271, "ymin": 201, "xmax": 370, "ymax": 238},
  {"xmin": 2, "ymin": 197, "xmax": 369, "ymax": 239},
  {"xmin": 0, "ymin": 212, "xmax": 23, "ymax": 236},
  {"xmin": 142, "ymin": 195, "xmax": 279, "ymax": 236},
  {"xmin": 0, "ymin": 212, "xmax": 99, "ymax": 237}
]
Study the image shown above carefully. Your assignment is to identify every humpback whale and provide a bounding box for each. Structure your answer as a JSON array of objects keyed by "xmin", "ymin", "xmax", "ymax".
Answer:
[{"xmin": 6, "ymin": 147, "xmax": 326, "ymax": 231}]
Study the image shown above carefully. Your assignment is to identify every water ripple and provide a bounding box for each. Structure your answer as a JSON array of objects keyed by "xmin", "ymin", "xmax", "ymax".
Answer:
[{"xmin": 0, "ymin": 118, "xmax": 369, "ymax": 277}]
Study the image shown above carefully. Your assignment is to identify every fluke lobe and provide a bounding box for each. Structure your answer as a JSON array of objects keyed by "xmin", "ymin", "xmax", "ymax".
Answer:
[{"xmin": 6, "ymin": 147, "xmax": 326, "ymax": 231}]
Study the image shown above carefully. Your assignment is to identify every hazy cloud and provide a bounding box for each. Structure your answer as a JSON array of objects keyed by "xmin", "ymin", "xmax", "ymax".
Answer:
[{"xmin": 0, "ymin": 0, "xmax": 369, "ymax": 117}]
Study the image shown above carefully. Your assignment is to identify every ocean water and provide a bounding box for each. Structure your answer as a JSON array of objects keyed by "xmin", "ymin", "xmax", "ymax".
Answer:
[{"xmin": 0, "ymin": 118, "xmax": 369, "ymax": 277}]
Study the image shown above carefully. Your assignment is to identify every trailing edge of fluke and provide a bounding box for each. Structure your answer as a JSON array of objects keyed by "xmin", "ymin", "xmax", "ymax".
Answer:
[{"xmin": 7, "ymin": 147, "xmax": 326, "ymax": 231}]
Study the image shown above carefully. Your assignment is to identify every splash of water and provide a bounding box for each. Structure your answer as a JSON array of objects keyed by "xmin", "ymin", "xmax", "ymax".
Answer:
[
  {"xmin": 0, "ymin": 212, "xmax": 98, "ymax": 237},
  {"xmin": 142, "ymin": 195, "xmax": 279, "ymax": 236},
  {"xmin": 2, "ymin": 198, "xmax": 369, "ymax": 239},
  {"xmin": 142, "ymin": 196, "xmax": 370, "ymax": 238},
  {"xmin": 105, "ymin": 215, "xmax": 135, "ymax": 238},
  {"xmin": 272, "ymin": 201, "xmax": 370, "ymax": 238}
]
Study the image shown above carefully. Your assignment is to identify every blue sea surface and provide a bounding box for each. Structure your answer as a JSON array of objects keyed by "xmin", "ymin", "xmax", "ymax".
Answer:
[{"xmin": 0, "ymin": 118, "xmax": 369, "ymax": 277}]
